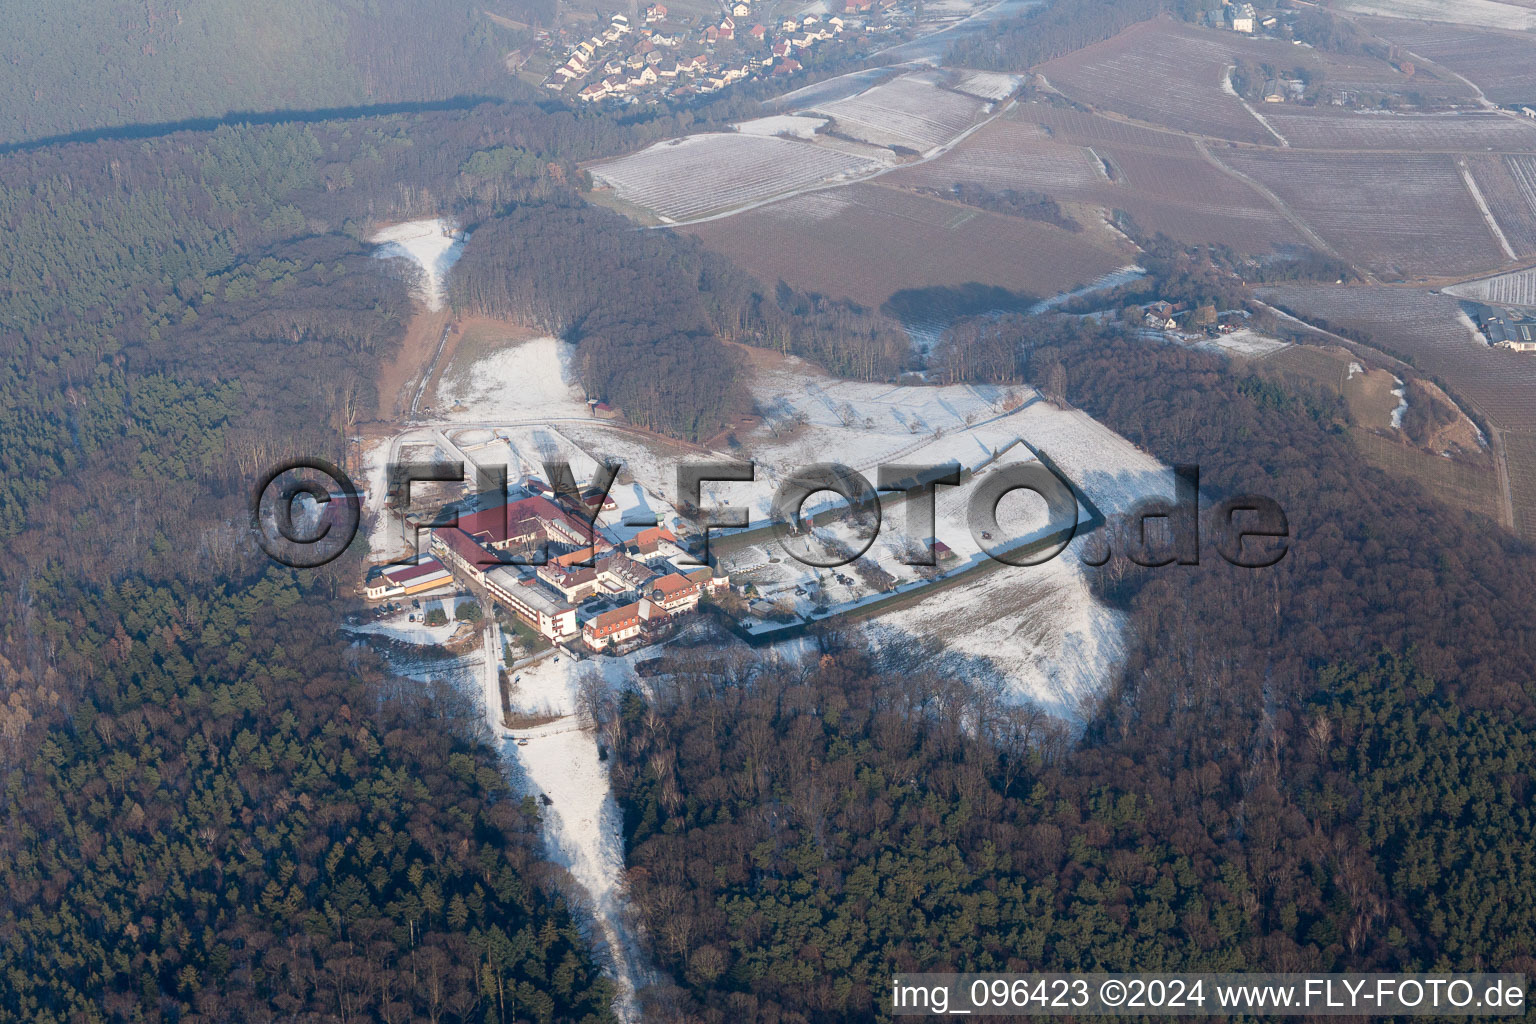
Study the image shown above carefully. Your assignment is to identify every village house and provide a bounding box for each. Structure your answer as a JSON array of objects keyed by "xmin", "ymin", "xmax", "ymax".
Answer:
[{"xmin": 644, "ymin": 3, "xmax": 667, "ymax": 23}]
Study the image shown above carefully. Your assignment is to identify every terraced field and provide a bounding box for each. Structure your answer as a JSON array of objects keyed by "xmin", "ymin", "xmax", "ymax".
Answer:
[
  {"xmin": 587, "ymin": 133, "xmax": 887, "ymax": 222},
  {"xmin": 1226, "ymin": 152, "xmax": 1504, "ymax": 279},
  {"xmin": 812, "ymin": 74, "xmax": 990, "ymax": 153},
  {"xmin": 1262, "ymin": 110, "xmax": 1536, "ymax": 151},
  {"xmin": 683, "ymin": 183, "xmax": 1130, "ymax": 310}
]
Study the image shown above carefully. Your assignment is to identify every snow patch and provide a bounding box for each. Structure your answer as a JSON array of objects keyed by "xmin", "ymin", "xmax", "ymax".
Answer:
[
  {"xmin": 371, "ymin": 218, "xmax": 467, "ymax": 311},
  {"xmin": 435, "ymin": 336, "xmax": 593, "ymax": 421},
  {"xmin": 734, "ymin": 114, "xmax": 830, "ymax": 138}
]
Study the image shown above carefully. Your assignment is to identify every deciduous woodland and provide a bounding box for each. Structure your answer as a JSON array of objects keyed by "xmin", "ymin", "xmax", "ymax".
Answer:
[{"xmin": 601, "ymin": 327, "xmax": 1536, "ymax": 1022}]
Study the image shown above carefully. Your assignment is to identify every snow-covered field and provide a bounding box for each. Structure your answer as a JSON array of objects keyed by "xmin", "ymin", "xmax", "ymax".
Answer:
[
  {"xmin": 862, "ymin": 548, "xmax": 1127, "ymax": 719},
  {"xmin": 589, "ymin": 132, "xmax": 888, "ymax": 222},
  {"xmin": 949, "ymin": 69, "xmax": 1024, "ymax": 102},
  {"xmin": 435, "ymin": 336, "xmax": 593, "ymax": 421},
  {"xmin": 371, "ymin": 218, "xmax": 466, "ymax": 311},
  {"xmin": 1336, "ymin": 0, "xmax": 1536, "ymax": 30},
  {"xmin": 1196, "ymin": 328, "xmax": 1290, "ymax": 359},
  {"xmin": 734, "ymin": 113, "xmax": 829, "ymax": 138},
  {"xmin": 812, "ymin": 73, "xmax": 990, "ymax": 153}
]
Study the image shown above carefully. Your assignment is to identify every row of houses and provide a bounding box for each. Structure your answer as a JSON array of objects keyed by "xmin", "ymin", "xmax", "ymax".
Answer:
[{"xmin": 552, "ymin": 8, "xmax": 846, "ymax": 102}]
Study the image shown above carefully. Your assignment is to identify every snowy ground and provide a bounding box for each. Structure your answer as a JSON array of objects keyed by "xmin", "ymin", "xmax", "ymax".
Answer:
[
  {"xmin": 1195, "ymin": 328, "xmax": 1290, "ymax": 359},
  {"xmin": 496, "ymin": 645, "xmax": 652, "ymax": 1022},
  {"xmin": 734, "ymin": 114, "xmax": 829, "ymax": 138},
  {"xmin": 371, "ymin": 218, "xmax": 467, "ymax": 311},
  {"xmin": 948, "ymin": 69, "xmax": 1025, "ymax": 102},
  {"xmin": 436, "ymin": 336, "xmax": 593, "ymax": 422},
  {"xmin": 862, "ymin": 545, "xmax": 1126, "ymax": 720},
  {"xmin": 1335, "ymin": 0, "xmax": 1536, "ymax": 31}
]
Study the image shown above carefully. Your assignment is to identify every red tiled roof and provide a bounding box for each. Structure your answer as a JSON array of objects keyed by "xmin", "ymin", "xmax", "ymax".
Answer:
[
  {"xmin": 632, "ymin": 526, "xmax": 677, "ymax": 550},
  {"xmin": 651, "ymin": 573, "xmax": 698, "ymax": 599},
  {"xmin": 585, "ymin": 602, "xmax": 642, "ymax": 636},
  {"xmin": 381, "ymin": 557, "xmax": 446, "ymax": 584},
  {"xmin": 436, "ymin": 527, "xmax": 493, "ymax": 568}
]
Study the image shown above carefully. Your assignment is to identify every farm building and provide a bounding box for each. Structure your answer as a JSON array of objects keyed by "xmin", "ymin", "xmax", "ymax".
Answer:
[{"xmin": 1482, "ymin": 311, "xmax": 1536, "ymax": 352}]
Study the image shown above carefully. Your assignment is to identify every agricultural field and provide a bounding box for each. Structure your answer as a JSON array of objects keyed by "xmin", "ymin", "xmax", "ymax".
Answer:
[
  {"xmin": 1465, "ymin": 155, "xmax": 1536, "ymax": 257},
  {"xmin": 888, "ymin": 104, "xmax": 1302, "ymax": 254},
  {"xmin": 1337, "ymin": 0, "xmax": 1536, "ymax": 31},
  {"xmin": 946, "ymin": 69, "xmax": 1025, "ymax": 102},
  {"xmin": 1260, "ymin": 285, "xmax": 1536, "ymax": 434},
  {"xmin": 682, "ymin": 181, "xmax": 1132, "ymax": 311},
  {"xmin": 1038, "ymin": 20, "xmax": 1281, "ymax": 145},
  {"xmin": 1366, "ymin": 20, "xmax": 1536, "ymax": 105},
  {"xmin": 1445, "ymin": 264, "xmax": 1536, "ymax": 305},
  {"xmin": 586, "ymin": 132, "xmax": 889, "ymax": 223},
  {"xmin": 1225, "ymin": 151, "xmax": 1505, "ymax": 280},
  {"xmin": 1260, "ymin": 109, "xmax": 1536, "ymax": 151},
  {"xmin": 810, "ymin": 72, "xmax": 992, "ymax": 153},
  {"xmin": 883, "ymin": 114, "xmax": 1107, "ymax": 196},
  {"xmin": 1305, "ymin": 46, "xmax": 1477, "ymax": 104},
  {"xmin": 1503, "ymin": 430, "xmax": 1536, "ymax": 539}
]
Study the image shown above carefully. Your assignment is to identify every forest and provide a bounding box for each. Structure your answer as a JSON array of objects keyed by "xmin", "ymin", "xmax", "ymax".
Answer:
[
  {"xmin": 3, "ymin": 6, "xmax": 1535, "ymax": 1020},
  {"xmin": 0, "ymin": 0, "xmax": 553, "ymax": 147},
  {"xmin": 596, "ymin": 316, "xmax": 1536, "ymax": 1021},
  {"xmin": 0, "ymin": 99, "xmax": 654, "ymax": 1023}
]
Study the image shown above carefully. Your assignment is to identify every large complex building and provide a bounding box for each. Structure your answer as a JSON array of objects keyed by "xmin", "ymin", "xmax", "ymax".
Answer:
[{"xmin": 413, "ymin": 492, "xmax": 728, "ymax": 648}]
